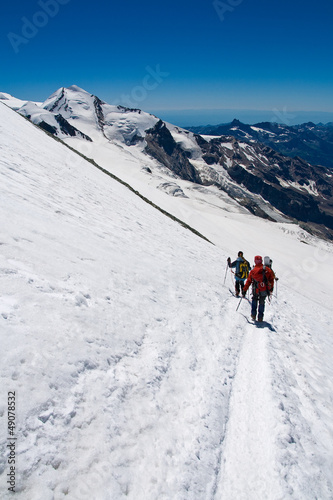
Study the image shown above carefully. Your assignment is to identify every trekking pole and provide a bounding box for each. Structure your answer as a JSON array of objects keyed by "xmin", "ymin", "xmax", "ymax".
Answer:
[
  {"xmin": 236, "ymin": 296, "xmax": 243, "ymax": 311},
  {"xmin": 223, "ymin": 263, "xmax": 228, "ymax": 285}
]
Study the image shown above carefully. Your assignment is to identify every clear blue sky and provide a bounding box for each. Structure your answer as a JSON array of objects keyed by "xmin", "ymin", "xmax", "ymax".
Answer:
[{"xmin": 1, "ymin": 0, "xmax": 332, "ymax": 125}]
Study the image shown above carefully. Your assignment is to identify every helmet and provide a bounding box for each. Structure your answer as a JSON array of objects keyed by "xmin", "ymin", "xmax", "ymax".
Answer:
[
  {"xmin": 238, "ymin": 251, "xmax": 243, "ymax": 257},
  {"xmin": 264, "ymin": 256, "xmax": 271, "ymax": 267},
  {"xmin": 254, "ymin": 255, "xmax": 262, "ymax": 265}
]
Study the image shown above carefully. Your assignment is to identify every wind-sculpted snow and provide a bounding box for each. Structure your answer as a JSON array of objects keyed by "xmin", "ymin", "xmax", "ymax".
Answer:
[{"xmin": 0, "ymin": 102, "xmax": 333, "ymax": 499}]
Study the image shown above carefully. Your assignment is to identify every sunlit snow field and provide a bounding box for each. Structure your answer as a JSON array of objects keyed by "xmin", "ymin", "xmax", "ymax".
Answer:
[{"xmin": 1, "ymin": 101, "xmax": 333, "ymax": 499}]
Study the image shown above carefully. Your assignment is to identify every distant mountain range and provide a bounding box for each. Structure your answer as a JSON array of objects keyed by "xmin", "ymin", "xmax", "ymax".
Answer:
[
  {"xmin": 1, "ymin": 86, "xmax": 333, "ymax": 240},
  {"xmin": 187, "ymin": 119, "xmax": 333, "ymax": 170}
]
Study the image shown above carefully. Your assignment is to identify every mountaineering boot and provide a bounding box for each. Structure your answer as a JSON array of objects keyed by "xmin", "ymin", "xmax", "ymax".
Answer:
[
  {"xmin": 251, "ymin": 314, "xmax": 256, "ymax": 321},
  {"xmin": 258, "ymin": 316, "xmax": 263, "ymax": 322}
]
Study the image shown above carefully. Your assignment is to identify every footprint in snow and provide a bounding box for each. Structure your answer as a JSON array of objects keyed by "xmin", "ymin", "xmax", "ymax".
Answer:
[{"xmin": 75, "ymin": 293, "xmax": 91, "ymax": 307}]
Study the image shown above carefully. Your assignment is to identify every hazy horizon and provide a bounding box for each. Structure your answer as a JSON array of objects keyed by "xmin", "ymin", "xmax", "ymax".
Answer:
[{"xmin": 146, "ymin": 108, "xmax": 333, "ymax": 128}]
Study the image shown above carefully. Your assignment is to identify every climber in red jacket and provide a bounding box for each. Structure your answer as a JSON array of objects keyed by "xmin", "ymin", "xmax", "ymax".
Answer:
[{"xmin": 242, "ymin": 255, "xmax": 275, "ymax": 322}]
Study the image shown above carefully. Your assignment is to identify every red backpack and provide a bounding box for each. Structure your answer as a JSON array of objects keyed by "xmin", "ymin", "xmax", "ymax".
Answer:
[{"xmin": 251, "ymin": 265, "xmax": 270, "ymax": 294}]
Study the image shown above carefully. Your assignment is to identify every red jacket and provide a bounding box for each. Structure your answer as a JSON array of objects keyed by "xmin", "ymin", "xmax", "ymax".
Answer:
[{"xmin": 243, "ymin": 264, "xmax": 274, "ymax": 295}]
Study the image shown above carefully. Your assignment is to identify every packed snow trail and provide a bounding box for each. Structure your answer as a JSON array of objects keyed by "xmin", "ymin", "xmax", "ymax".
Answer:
[
  {"xmin": 1, "ymin": 102, "xmax": 333, "ymax": 499},
  {"xmin": 215, "ymin": 293, "xmax": 333, "ymax": 500},
  {"xmin": 216, "ymin": 323, "xmax": 283, "ymax": 499}
]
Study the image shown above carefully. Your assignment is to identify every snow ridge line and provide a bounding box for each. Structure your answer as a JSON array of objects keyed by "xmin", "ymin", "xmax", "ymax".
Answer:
[{"xmin": 3, "ymin": 102, "xmax": 213, "ymax": 245}]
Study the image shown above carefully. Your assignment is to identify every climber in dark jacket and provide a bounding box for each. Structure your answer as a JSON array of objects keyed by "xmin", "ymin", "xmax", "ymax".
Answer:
[{"xmin": 227, "ymin": 251, "xmax": 251, "ymax": 297}]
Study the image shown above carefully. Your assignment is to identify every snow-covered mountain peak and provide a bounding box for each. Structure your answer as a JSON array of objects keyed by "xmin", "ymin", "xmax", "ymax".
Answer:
[
  {"xmin": 66, "ymin": 84, "xmax": 89, "ymax": 93},
  {"xmin": 43, "ymin": 86, "xmax": 95, "ymax": 118},
  {"xmin": 41, "ymin": 85, "xmax": 159, "ymax": 144}
]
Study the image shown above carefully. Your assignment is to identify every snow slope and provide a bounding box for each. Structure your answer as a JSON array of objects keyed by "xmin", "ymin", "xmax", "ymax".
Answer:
[
  {"xmin": 0, "ymin": 101, "xmax": 333, "ymax": 499},
  {"xmin": 0, "ymin": 92, "xmax": 41, "ymax": 110}
]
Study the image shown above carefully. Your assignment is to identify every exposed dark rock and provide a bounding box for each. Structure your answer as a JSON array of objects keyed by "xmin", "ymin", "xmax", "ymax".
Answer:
[
  {"xmin": 237, "ymin": 198, "xmax": 275, "ymax": 221},
  {"xmin": 187, "ymin": 120, "xmax": 333, "ymax": 169},
  {"xmin": 93, "ymin": 96, "xmax": 105, "ymax": 132},
  {"xmin": 47, "ymin": 87, "xmax": 66, "ymax": 112},
  {"xmin": 145, "ymin": 120, "xmax": 202, "ymax": 184},
  {"xmin": 55, "ymin": 115, "xmax": 92, "ymax": 141},
  {"xmin": 38, "ymin": 121, "xmax": 57, "ymax": 136},
  {"xmin": 202, "ymin": 153, "xmax": 220, "ymax": 165},
  {"xmin": 227, "ymin": 163, "xmax": 328, "ymax": 225},
  {"xmin": 117, "ymin": 105, "xmax": 142, "ymax": 113},
  {"xmin": 193, "ymin": 130, "xmax": 333, "ymax": 229},
  {"xmin": 194, "ymin": 134, "xmax": 209, "ymax": 148}
]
